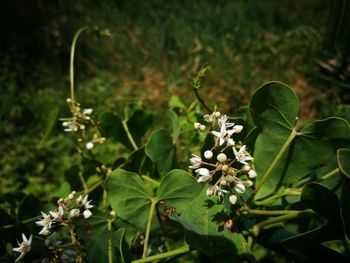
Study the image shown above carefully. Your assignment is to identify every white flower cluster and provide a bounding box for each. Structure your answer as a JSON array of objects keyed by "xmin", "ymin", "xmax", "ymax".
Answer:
[
  {"xmin": 13, "ymin": 192, "xmax": 93, "ymax": 261},
  {"xmin": 190, "ymin": 111, "xmax": 257, "ymax": 205},
  {"xmin": 35, "ymin": 191, "xmax": 94, "ymax": 236},
  {"xmin": 61, "ymin": 98, "xmax": 105, "ymax": 150}
]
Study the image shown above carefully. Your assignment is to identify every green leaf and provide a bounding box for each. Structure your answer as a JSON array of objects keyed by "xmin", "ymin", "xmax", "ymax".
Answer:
[
  {"xmin": 338, "ymin": 149, "xmax": 350, "ymax": 240},
  {"xmin": 145, "ymin": 129, "xmax": 177, "ymax": 177},
  {"xmin": 172, "ymin": 188, "xmax": 250, "ymax": 258},
  {"xmin": 251, "ymin": 82, "xmax": 350, "ymax": 199},
  {"xmin": 41, "ymin": 107, "xmax": 59, "ymax": 143},
  {"xmin": 165, "ymin": 110, "xmax": 180, "ymax": 141},
  {"xmin": 157, "ymin": 169, "xmax": 202, "ymax": 214},
  {"xmin": 106, "ymin": 169, "xmax": 152, "ymax": 229}
]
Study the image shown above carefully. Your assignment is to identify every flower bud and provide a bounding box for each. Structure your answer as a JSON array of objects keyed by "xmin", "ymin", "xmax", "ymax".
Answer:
[
  {"xmin": 86, "ymin": 142, "xmax": 94, "ymax": 150},
  {"xmin": 220, "ymin": 179, "xmax": 228, "ymax": 186},
  {"xmin": 204, "ymin": 150, "xmax": 213, "ymax": 159},
  {"xmin": 110, "ymin": 210, "xmax": 116, "ymax": 217},
  {"xmin": 229, "ymin": 194, "xmax": 237, "ymax": 205},
  {"xmin": 233, "ymin": 125, "xmax": 243, "ymax": 133},
  {"xmin": 222, "ymin": 164, "xmax": 229, "ymax": 172},
  {"xmin": 242, "ymin": 165, "xmax": 251, "ymax": 172},
  {"xmin": 248, "ymin": 169, "xmax": 257, "ymax": 178},
  {"xmin": 194, "ymin": 122, "xmax": 201, "ymax": 129},
  {"xmin": 217, "ymin": 153, "xmax": 227, "ymax": 163},
  {"xmin": 208, "ymin": 117, "xmax": 214, "ymax": 123},
  {"xmin": 214, "ymin": 111, "xmax": 221, "ymax": 118},
  {"xmin": 83, "ymin": 209, "xmax": 92, "ymax": 219},
  {"xmin": 83, "ymin": 108, "xmax": 93, "ymax": 115},
  {"xmin": 66, "ymin": 98, "xmax": 72, "ymax": 103},
  {"xmin": 235, "ymin": 182, "xmax": 246, "ymax": 194},
  {"xmin": 245, "ymin": 180, "xmax": 253, "ymax": 187},
  {"xmin": 69, "ymin": 209, "xmax": 80, "ymax": 218},
  {"xmin": 206, "ymin": 187, "xmax": 215, "ymax": 197},
  {"xmin": 199, "ymin": 125, "xmax": 206, "ymax": 131}
]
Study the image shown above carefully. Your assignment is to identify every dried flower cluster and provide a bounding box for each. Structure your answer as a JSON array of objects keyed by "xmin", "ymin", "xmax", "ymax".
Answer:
[{"xmin": 190, "ymin": 111, "xmax": 257, "ymax": 205}]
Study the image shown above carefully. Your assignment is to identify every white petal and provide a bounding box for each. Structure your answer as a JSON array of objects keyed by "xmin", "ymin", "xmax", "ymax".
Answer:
[
  {"xmin": 211, "ymin": 131, "xmax": 221, "ymax": 138},
  {"xmin": 13, "ymin": 247, "xmax": 22, "ymax": 253},
  {"xmin": 83, "ymin": 209, "xmax": 92, "ymax": 219},
  {"xmin": 21, "ymin": 233, "xmax": 27, "ymax": 242}
]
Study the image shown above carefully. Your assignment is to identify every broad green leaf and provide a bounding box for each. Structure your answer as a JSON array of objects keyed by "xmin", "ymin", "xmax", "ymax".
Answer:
[
  {"xmin": 338, "ymin": 149, "xmax": 350, "ymax": 239},
  {"xmin": 40, "ymin": 107, "xmax": 59, "ymax": 143},
  {"xmin": 250, "ymin": 82, "xmax": 350, "ymax": 199},
  {"xmin": 106, "ymin": 169, "xmax": 152, "ymax": 229},
  {"xmin": 165, "ymin": 110, "xmax": 180, "ymax": 141},
  {"xmin": 169, "ymin": 95, "xmax": 186, "ymax": 110},
  {"xmin": 157, "ymin": 169, "xmax": 202, "ymax": 214},
  {"xmin": 172, "ymin": 188, "xmax": 250, "ymax": 258},
  {"xmin": 250, "ymin": 81, "xmax": 298, "ymax": 199},
  {"xmin": 145, "ymin": 129, "xmax": 177, "ymax": 177}
]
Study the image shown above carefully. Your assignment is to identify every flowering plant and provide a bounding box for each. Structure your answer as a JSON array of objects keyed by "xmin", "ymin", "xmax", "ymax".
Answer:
[{"xmin": 1, "ymin": 28, "xmax": 350, "ymax": 262}]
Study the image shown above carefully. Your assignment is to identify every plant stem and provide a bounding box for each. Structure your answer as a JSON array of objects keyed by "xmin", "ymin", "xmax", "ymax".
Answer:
[
  {"xmin": 141, "ymin": 175, "xmax": 160, "ymax": 188},
  {"xmin": 254, "ymin": 188, "xmax": 301, "ymax": 206},
  {"xmin": 253, "ymin": 209, "xmax": 313, "ymax": 236},
  {"xmin": 142, "ymin": 199, "xmax": 157, "ymax": 258},
  {"xmin": 122, "ymin": 120, "xmax": 139, "ymax": 151},
  {"xmin": 194, "ymin": 88, "xmax": 212, "ymax": 113},
  {"xmin": 70, "ymin": 27, "xmax": 89, "ymax": 111},
  {"xmin": 2, "ymin": 216, "xmax": 38, "ymax": 229},
  {"xmin": 78, "ymin": 169, "xmax": 89, "ymax": 192},
  {"xmin": 248, "ymin": 209, "xmax": 304, "ymax": 216},
  {"xmin": 320, "ymin": 168, "xmax": 339, "ymax": 180},
  {"xmin": 134, "ymin": 245, "xmax": 190, "ymax": 263},
  {"xmin": 253, "ymin": 128, "xmax": 298, "ymax": 198},
  {"xmin": 108, "ymin": 218, "xmax": 113, "ymax": 263}
]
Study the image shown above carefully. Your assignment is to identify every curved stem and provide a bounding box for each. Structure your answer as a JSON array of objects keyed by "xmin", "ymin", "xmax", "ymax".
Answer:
[
  {"xmin": 133, "ymin": 245, "xmax": 190, "ymax": 263},
  {"xmin": 142, "ymin": 199, "xmax": 157, "ymax": 258},
  {"xmin": 78, "ymin": 168, "xmax": 89, "ymax": 192},
  {"xmin": 194, "ymin": 88, "xmax": 212, "ymax": 113},
  {"xmin": 108, "ymin": 219, "xmax": 113, "ymax": 263},
  {"xmin": 248, "ymin": 209, "xmax": 304, "ymax": 216},
  {"xmin": 2, "ymin": 216, "xmax": 38, "ymax": 229},
  {"xmin": 254, "ymin": 188, "xmax": 301, "ymax": 206},
  {"xmin": 320, "ymin": 168, "xmax": 339, "ymax": 180},
  {"xmin": 70, "ymin": 26, "xmax": 89, "ymax": 111},
  {"xmin": 122, "ymin": 120, "xmax": 139, "ymax": 151},
  {"xmin": 252, "ymin": 128, "xmax": 298, "ymax": 199}
]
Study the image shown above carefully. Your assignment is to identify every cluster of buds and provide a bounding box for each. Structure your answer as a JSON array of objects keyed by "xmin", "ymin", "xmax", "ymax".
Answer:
[
  {"xmin": 61, "ymin": 98, "xmax": 105, "ymax": 150},
  {"xmin": 190, "ymin": 111, "xmax": 257, "ymax": 205},
  {"xmin": 35, "ymin": 191, "xmax": 94, "ymax": 236}
]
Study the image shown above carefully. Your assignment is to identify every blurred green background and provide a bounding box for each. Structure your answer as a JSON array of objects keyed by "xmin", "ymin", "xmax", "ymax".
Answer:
[{"xmin": 1, "ymin": 0, "xmax": 349, "ymax": 195}]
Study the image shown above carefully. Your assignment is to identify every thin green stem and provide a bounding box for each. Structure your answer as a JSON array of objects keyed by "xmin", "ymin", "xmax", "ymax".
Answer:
[
  {"xmin": 253, "ymin": 209, "xmax": 313, "ymax": 236},
  {"xmin": 122, "ymin": 120, "xmax": 139, "ymax": 151},
  {"xmin": 142, "ymin": 199, "xmax": 157, "ymax": 258},
  {"xmin": 253, "ymin": 129, "xmax": 298, "ymax": 198},
  {"xmin": 320, "ymin": 168, "xmax": 339, "ymax": 180},
  {"xmin": 108, "ymin": 219, "xmax": 113, "ymax": 263},
  {"xmin": 78, "ymin": 169, "xmax": 89, "ymax": 192},
  {"xmin": 248, "ymin": 209, "xmax": 304, "ymax": 216},
  {"xmin": 254, "ymin": 188, "xmax": 301, "ymax": 206},
  {"xmin": 141, "ymin": 175, "xmax": 160, "ymax": 188},
  {"xmin": 134, "ymin": 245, "xmax": 190, "ymax": 263},
  {"xmin": 2, "ymin": 216, "xmax": 38, "ymax": 229},
  {"xmin": 70, "ymin": 27, "xmax": 89, "ymax": 111},
  {"xmin": 247, "ymin": 236, "xmax": 254, "ymax": 249}
]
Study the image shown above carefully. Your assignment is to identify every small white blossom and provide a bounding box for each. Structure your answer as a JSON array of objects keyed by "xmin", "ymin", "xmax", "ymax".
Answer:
[
  {"xmin": 77, "ymin": 194, "xmax": 94, "ymax": 219},
  {"xmin": 218, "ymin": 115, "xmax": 234, "ymax": 128},
  {"xmin": 83, "ymin": 209, "xmax": 92, "ymax": 219},
  {"xmin": 248, "ymin": 169, "xmax": 257, "ymax": 178},
  {"xmin": 229, "ymin": 194, "xmax": 238, "ymax": 205},
  {"xmin": 212, "ymin": 122, "xmax": 235, "ymax": 146},
  {"xmin": 204, "ymin": 150, "xmax": 213, "ymax": 159},
  {"xmin": 235, "ymin": 182, "xmax": 246, "ymax": 194},
  {"xmin": 86, "ymin": 142, "xmax": 94, "ymax": 150},
  {"xmin": 195, "ymin": 168, "xmax": 211, "ymax": 183},
  {"xmin": 217, "ymin": 153, "xmax": 227, "ymax": 163},
  {"xmin": 213, "ymin": 186, "xmax": 229, "ymax": 201},
  {"xmin": 50, "ymin": 206, "xmax": 64, "ymax": 221},
  {"xmin": 13, "ymin": 233, "xmax": 32, "ymax": 263},
  {"xmin": 36, "ymin": 212, "xmax": 53, "ymax": 236},
  {"xmin": 83, "ymin": 108, "xmax": 93, "ymax": 115},
  {"xmin": 194, "ymin": 122, "xmax": 201, "ymax": 129},
  {"xmin": 189, "ymin": 154, "xmax": 202, "ymax": 169},
  {"xmin": 233, "ymin": 125, "xmax": 243, "ymax": 133},
  {"xmin": 233, "ymin": 145, "xmax": 253, "ymax": 165}
]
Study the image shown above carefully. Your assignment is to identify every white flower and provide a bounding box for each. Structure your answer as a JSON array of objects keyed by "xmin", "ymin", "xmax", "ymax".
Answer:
[
  {"xmin": 233, "ymin": 145, "xmax": 253, "ymax": 165},
  {"xmin": 213, "ymin": 186, "xmax": 229, "ymax": 201},
  {"xmin": 13, "ymin": 233, "xmax": 32, "ymax": 263},
  {"xmin": 86, "ymin": 142, "xmax": 94, "ymax": 150},
  {"xmin": 248, "ymin": 169, "xmax": 257, "ymax": 178},
  {"xmin": 212, "ymin": 122, "xmax": 235, "ymax": 146},
  {"xmin": 195, "ymin": 168, "xmax": 211, "ymax": 183},
  {"xmin": 204, "ymin": 150, "xmax": 213, "ymax": 159},
  {"xmin": 194, "ymin": 122, "xmax": 201, "ymax": 129},
  {"xmin": 49, "ymin": 206, "xmax": 64, "ymax": 221},
  {"xmin": 36, "ymin": 212, "xmax": 53, "ymax": 236},
  {"xmin": 218, "ymin": 115, "xmax": 234, "ymax": 128},
  {"xmin": 217, "ymin": 153, "xmax": 227, "ymax": 163},
  {"xmin": 229, "ymin": 194, "xmax": 238, "ymax": 205},
  {"xmin": 77, "ymin": 194, "xmax": 94, "ymax": 219},
  {"xmin": 189, "ymin": 154, "xmax": 202, "ymax": 169},
  {"xmin": 235, "ymin": 182, "xmax": 246, "ymax": 194}
]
